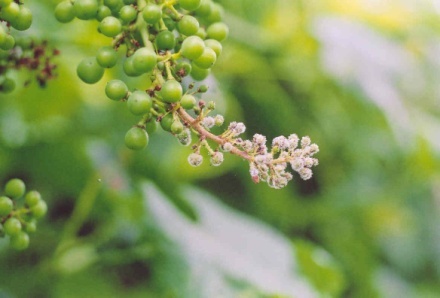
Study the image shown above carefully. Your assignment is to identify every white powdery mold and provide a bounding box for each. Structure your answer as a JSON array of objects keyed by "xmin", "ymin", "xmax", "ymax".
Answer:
[
  {"xmin": 201, "ymin": 116, "xmax": 215, "ymax": 129},
  {"xmin": 210, "ymin": 152, "xmax": 224, "ymax": 166}
]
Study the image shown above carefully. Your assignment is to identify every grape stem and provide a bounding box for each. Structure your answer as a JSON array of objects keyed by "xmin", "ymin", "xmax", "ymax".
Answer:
[{"xmin": 176, "ymin": 107, "xmax": 254, "ymax": 162}]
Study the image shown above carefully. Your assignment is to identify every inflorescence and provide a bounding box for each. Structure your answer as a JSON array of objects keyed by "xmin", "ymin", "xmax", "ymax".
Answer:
[{"xmin": 54, "ymin": 0, "xmax": 319, "ymax": 189}]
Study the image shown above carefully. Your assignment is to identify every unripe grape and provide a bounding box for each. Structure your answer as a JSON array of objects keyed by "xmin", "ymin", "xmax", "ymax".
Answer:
[
  {"xmin": 30, "ymin": 200, "xmax": 47, "ymax": 219},
  {"xmin": 24, "ymin": 219, "xmax": 37, "ymax": 233},
  {"xmin": 195, "ymin": 27, "xmax": 207, "ymax": 39},
  {"xmin": 96, "ymin": 5, "xmax": 112, "ymax": 21},
  {"xmin": 171, "ymin": 121, "xmax": 184, "ymax": 134},
  {"xmin": 160, "ymin": 113, "xmax": 174, "ymax": 132},
  {"xmin": 142, "ymin": 4, "xmax": 162, "ymax": 24},
  {"xmin": 162, "ymin": 17, "xmax": 176, "ymax": 31},
  {"xmin": 105, "ymin": 80, "xmax": 128, "ymax": 100},
  {"xmin": 206, "ymin": 22, "xmax": 229, "ymax": 41},
  {"xmin": 0, "ymin": 196, "xmax": 13, "ymax": 216},
  {"xmin": 132, "ymin": 47, "xmax": 157, "ymax": 73},
  {"xmin": 193, "ymin": 47, "xmax": 216, "ymax": 69},
  {"xmin": 125, "ymin": 127, "xmax": 148, "ymax": 150},
  {"xmin": 3, "ymin": 217, "xmax": 21, "ymax": 236},
  {"xmin": 179, "ymin": 0, "xmax": 202, "ymax": 11},
  {"xmin": 77, "ymin": 57, "xmax": 104, "ymax": 84},
  {"xmin": 5, "ymin": 178, "xmax": 25, "ymax": 199},
  {"xmin": 1, "ymin": 2, "xmax": 20, "ymax": 22},
  {"xmin": 25, "ymin": 191, "xmax": 41, "ymax": 207},
  {"xmin": 12, "ymin": 6, "xmax": 32, "ymax": 31},
  {"xmin": 73, "ymin": 0, "xmax": 98, "ymax": 20},
  {"xmin": 127, "ymin": 91, "xmax": 152, "ymax": 115},
  {"xmin": 204, "ymin": 39, "xmax": 222, "ymax": 57},
  {"xmin": 180, "ymin": 94, "xmax": 196, "ymax": 109},
  {"xmin": 123, "ymin": 56, "xmax": 142, "ymax": 77},
  {"xmin": 145, "ymin": 120, "xmax": 157, "ymax": 134},
  {"xmin": 0, "ymin": 35, "xmax": 15, "ymax": 51},
  {"xmin": 175, "ymin": 61, "xmax": 192, "ymax": 77},
  {"xmin": 96, "ymin": 46, "xmax": 118, "ymax": 68},
  {"xmin": 55, "ymin": 1, "xmax": 76, "ymax": 23},
  {"xmin": 155, "ymin": 30, "xmax": 175, "ymax": 51},
  {"xmin": 160, "ymin": 80, "xmax": 182, "ymax": 103},
  {"xmin": 0, "ymin": 77, "xmax": 15, "ymax": 93},
  {"xmin": 177, "ymin": 15, "xmax": 199, "ymax": 36},
  {"xmin": 205, "ymin": 3, "xmax": 223, "ymax": 23},
  {"xmin": 190, "ymin": 63, "xmax": 210, "ymax": 81},
  {"xmin": 10, "ymin": 231, "xmax": 29, "ymax": 250},
  {"xmin": 104, "ymin": 0, "xmax": 122, "ymax": 10},
  {"xmin": 180, "ymin": 35, "xmax": 205, "ymax": 60},
  {"xmin": 194, "ymin": 0, "xmax": 212, "ymax": 16},
  {"xmin": 99, "ymin": 16, "xmax": 122, "ymax": 37},
  {"xmin": 124, "ymin": 0, "xmax": 136, "ymax": 4},
  {"xmin": 119, "ymin": 5, "xmax": 137, "ymax": 24}
]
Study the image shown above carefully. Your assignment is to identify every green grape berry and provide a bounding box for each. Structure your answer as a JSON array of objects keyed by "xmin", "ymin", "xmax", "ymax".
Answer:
[
  {"xmin": 175, "ymin": 61, "xmax": 192, "ymax": 77},
  {"xmin": 96, "ymin": 5, "xmax": 112, "ymax": 21},
  {"xmin": 96, "ymin": 46, "xmax": 118, "ymax": 68},
  {"xmin": 119, "ymin": 5, "xmax": 137, "ymax": 24},
  {"xmin": 190, "ymin": 63, "xmax": 210, "ymax": 81},
  {"xmin": 127, "ymin": 91, "xmax": 152, "ymax": 115},
  {"xmin": 25, "ymin": 191, "xmax": 41, "ymax": 207},
  {"xmin": 73, "ymin": 0, "xmax": 99, "ymax": 20},
  {"xmin": 123, "ymin": 56, "xmax": 142, "ymax": 77},
  {"xmin": 24, "ymin": 219, "xmax": 37, "ymax": 233},
  {"xmin": 77, "ymin": 57, "xmax": 104, "ymax": 84},
  {"xmin": 0, "ymin": 77, "xmax": 16, "ymax": 93},
  {"xmin": 179, "ymin": 0, "xmax": 202, "ymax": 11},
  {"xmin": 132, "ymin": 47, "xmax": 157, "ymax": 73},
  {"xmin": 55, "ymin": 1, "xmax": 76, "ymax": 23},
  {"xmin": 155, "ymin": 30, "xmax": 175, "ymax": 51},
  {"xmin": 5, "ymin": 178, "xmax": 25, "ymax": 199},
  {"xmin": 104, "ymin": 0, "xmax": 122, "ymax": 10},
  {"xmin": 162, "ymin": 17, "xmax": 176, "ymax": 31},
  {"xmin": 142, "ymin": 4, "xmax": 162, "ymax": 24},
  {"xmin": 10, "ymin": 231, "xmax": 29, "ymax": 250},
  {"xmin": 0, "ymin": 35, "xmax": 15, "ymax": 51},
  {"xmin": 181, "ymin": 94, "xmax": 196, "ymax": 109},
  {"xmin": 207, "ymin": 22, "xmax": 229, "ymax": 41},
  {"xmin": 205, "ymin": 3, "xmax": 223, "ymax": 23},
  {"xmin": 180, "ymin": 35, "xmax": 205, "ymax": 60},
  {"xmin": 145, "ymin": 120, "xmax": 157, "ymax": 134},
  {"xmin": 99, "ymin": 16, "xmax": 122, "ymax": 37},
  {"xmin": 193, "ymin": 47, "xmax": 216, "ymax": 69},
  {"xmin": 3, "ymin": 217, "xmax": 21, "ymax": 236},
  {"xmin": 160, "ymin": 113, "xmax": 174, "ymax": 132},
  {"xmin": 194, "ymin": 0, "xmax": 212, "ymax": 16},
  {"xmin": 177, "ymin": 15, "xmax": 199, "ymax": 36},
  {"xmin": 125, "ymin": 127, "xmax": 148, "ymax": 150},
  {"xmin": 1, "ymin": 2, "xmax": 20, "ymax": 22},
  {"xmin": 105, "ymin": 80, "xmax": 128, "ymax": 100},
  {"xmin": 0, "ymin": 196, "xmax": 13, "ymax": 216},
  {"xmin": 160, "ymin": 80, "xmax": 182, "ymax": 103},
  {"xmin": 30, "ymin": 200, "xmax": 47, "ymax": 219},
  {"xmin": 204, "ymin": 39, "xmax": 222, "ymax": 57},
  {"xmin": 171, "ymin": 121, "xmax": 184, "ymax": 134}
]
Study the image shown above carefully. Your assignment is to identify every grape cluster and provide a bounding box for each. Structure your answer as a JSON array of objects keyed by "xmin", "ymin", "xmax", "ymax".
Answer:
[
  {"xmin": 54, "ymin": 0, "xmax": 319, "ymax": 189},
  {"xmin": 0, "ymin": 178, "xmax": 47, "ymax": 250},
  {"xmin": 55, "ymin": 0, "xmax": 228, "ymax": 147},
  {"xmin": 0, "ymin": 1, "xmax": 58, "ymax": 93}
]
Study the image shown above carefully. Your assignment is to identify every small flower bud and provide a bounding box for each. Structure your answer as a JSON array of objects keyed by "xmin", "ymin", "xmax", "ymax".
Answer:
[
  {"xmin": 214, "ymin": 115, "xmax": 224, "ymax": 126},
  {"xmin": 301, "ymin": 136, "xmax": 311, "ymax": 148},
  {"xmin": 177, "ymin": 128, "xmax": 191, "ymax": 146},
  {"xmin": 210, "ymin": 152, "xmax": 224, "ymax": 166},
  {"xmin": 221, "ymin": 142, "xmax": 233, "ymax": 152},
  {"xmin": 201, "ymin": 116, "xmax": 215, "ymax": 129},
  {"xmin": 188, "ymin": 153, "xmax": 203, "ymax": 167},
  {"xmin": 207, "ymin": 101, "xmax": 215, "ymax": 110},
  {"xmin": 299, "ymin": 168, "xmax": 313, "ymax": 180}
]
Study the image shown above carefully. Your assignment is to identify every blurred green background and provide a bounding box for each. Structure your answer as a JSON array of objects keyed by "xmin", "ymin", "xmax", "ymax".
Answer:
[{"xmin": 1, "ymin": 0, "xmax": 440, "ymax": 297}]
